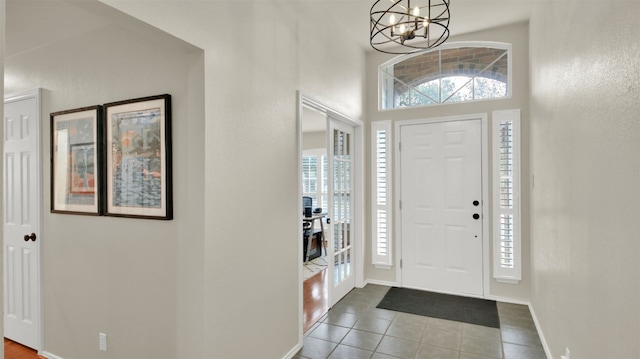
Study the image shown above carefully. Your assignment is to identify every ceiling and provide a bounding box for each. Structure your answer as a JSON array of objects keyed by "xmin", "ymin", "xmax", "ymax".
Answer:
[
  {"xmin": 5, "ymin": 1, "xmax": 110, "ymax": 58},
  {"xmin": 5, "ymin": 0, "xmax": 532, "ymax": 58},
  {"xmin": 5, "ymin": 0, "xmax": 531, "ymax": 132},
  {"xmin": 5, "ymin": 0, "xmax": 197, "ymax": 58}
]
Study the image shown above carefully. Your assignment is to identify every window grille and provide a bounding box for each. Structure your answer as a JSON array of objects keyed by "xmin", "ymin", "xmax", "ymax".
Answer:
[{"xmin": 379, "ymin": 42, "xmax": 511, "ymax": 110}]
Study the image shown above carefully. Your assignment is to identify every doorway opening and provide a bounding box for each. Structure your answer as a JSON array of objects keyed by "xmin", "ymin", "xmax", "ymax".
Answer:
[
  {"xmin": 301, "ymin": 104, "xmax": 329, "ymax": 332},
  {"xmin": 298, "ymin": 92, "xmax": 364, "ymax": 335}
]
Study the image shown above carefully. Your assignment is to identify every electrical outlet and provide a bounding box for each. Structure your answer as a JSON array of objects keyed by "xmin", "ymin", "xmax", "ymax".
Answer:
[{"xmin": 99, "ymin": 332, "xmax": 107, "ymax": 352}]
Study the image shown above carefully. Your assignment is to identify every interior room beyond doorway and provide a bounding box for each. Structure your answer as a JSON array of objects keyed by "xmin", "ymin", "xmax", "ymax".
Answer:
[{"xmin": 301, "ymin": 104, "xmax": 330, "ymax": 331}]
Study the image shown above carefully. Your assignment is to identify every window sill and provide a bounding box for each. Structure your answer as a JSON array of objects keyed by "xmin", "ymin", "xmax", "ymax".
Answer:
[
  {"xmin": 495, "ymin": 277, "xmax": 520, "ymax": 284},
  {"xmin": 374, "ymin": 264, "xmax": 393, "ymax": 270}
]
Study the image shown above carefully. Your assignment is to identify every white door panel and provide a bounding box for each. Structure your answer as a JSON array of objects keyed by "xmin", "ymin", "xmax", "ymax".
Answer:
[
  {"xmin": 328, "ymin": 119, "xmax": 355, "ymax": 306},
  {"xmin": 401, "ymin": 120, "xmax": 482, "ymax": 296},
  {"xmin": 4, "ymin": 90, "xmax": 41, "ymax": 350}
]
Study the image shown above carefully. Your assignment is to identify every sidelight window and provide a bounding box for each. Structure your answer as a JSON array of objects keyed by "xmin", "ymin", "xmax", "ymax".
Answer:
[
  {"xmin": 492, "ymin": 109, "xmax": 521, "ymax": 283},
  {"xmin": 371, "ymin": 121, "xmax": 392, "ymax": 268}
]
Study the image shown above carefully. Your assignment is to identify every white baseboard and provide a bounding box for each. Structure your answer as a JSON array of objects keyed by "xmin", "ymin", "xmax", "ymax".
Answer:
[
  {"xmin": 40, "ymin": 351, "xmax": 64, "ymax": 359},
  {"xmin": 283, "ymin": 342, "xmax": 303, "ymax": 359},
  {"xmin": 362, "ymin": 278, "xmax": 398, "ymax": 288},
  {"xmin": 474, "ymin": 295, "xmax": 552, "ymax": 359},
  {"xmin": 528, "ymin": 304, "xmax": 552, "ymax": 359},
  {"xmin": 485, "ymin": 294, "xmax": 530, "ymax": 305}
]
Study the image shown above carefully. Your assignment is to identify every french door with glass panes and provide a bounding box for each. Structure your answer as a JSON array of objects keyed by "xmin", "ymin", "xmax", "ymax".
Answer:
[{"xmin": 328, "ymin": 119, "xmax": 355, "ymax": 306}]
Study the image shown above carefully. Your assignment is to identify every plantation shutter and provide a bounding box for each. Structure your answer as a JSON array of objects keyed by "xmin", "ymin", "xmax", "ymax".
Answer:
[
  {"xmin": 493, "ymin": 109, "xmax": 521, "ymax": 283},
  {"xmin": 372, "ymin": 121, "xmax": 392, "ymax": 267}
]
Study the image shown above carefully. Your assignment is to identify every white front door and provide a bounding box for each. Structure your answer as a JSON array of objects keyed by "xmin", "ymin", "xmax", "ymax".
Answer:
[
  {"xmin": 4, "ymin": 90, "xmax": 42, "ymax": 349},
  {"xmin": 328, "ymin": 119, "xmax": 355, "ymax": 306},
  {"xmin": 400, "ymin": 119, "xmax": 483, "ymax": 296}
]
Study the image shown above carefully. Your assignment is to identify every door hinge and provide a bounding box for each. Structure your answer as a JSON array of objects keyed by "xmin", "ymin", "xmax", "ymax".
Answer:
[
  {"xmin": 399, "ymin": 142, "xmax": 402, "ymax": 151},
  {"xmin": 399, "ymin": 200, "xmax": 402, "ymax": 210},
  {"xmin": 400, "ymin": 259, "xmax": 403, "ymax": 268}
]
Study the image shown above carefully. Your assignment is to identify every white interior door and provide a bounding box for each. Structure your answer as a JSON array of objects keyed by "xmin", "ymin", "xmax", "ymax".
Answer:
[
  {"xmin": 4, "ymin": 90, "xmax": 42, "ymax": 349},
  {"xmin": 400, "ymin": 119, "xmax": 483, "ymax": 296},
  {"xmin": 328, "ymin": 119, "xmax": 355, "ymax": 306}
]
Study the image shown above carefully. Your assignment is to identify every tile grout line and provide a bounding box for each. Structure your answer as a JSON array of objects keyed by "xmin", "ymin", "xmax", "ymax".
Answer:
[{"xmin": 299, "ymin": 285, "xmax": 545, "ymax": 359}]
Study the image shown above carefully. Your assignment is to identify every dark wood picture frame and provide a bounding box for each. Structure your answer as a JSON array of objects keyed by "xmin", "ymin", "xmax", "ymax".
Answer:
[
  {"xmin": 104, "ymin": 94, "xmax": 173, "ymax": 220},
  {"xmin": 50, "ymin": 105, "xmax": 104, "ymax": 215}
]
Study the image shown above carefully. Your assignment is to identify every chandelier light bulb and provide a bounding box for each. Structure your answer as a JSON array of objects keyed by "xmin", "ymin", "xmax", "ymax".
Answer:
[
  {"xmin": 389, "ymin": 14, "xmax": 396, "ymax": 25},
  {"xmin": 413, "ymin": 6, "xmax": 420, "ymax": 17}
]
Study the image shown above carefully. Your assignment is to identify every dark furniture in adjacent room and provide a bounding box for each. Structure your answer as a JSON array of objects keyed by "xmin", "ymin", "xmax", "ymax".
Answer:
[
  {"xmin": 302, "ymin": 196, "xmax": 326, "ymax": 262},
  {"xmin": 303, "ymin": 224, "xmax": 323, "ymax": 261}
]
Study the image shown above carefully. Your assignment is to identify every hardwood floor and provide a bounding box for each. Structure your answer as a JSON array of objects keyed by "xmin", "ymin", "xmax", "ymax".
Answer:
[
  {"xmin": 4, "ymin": 338, "xmax": 42, "ymax": 359},
  {"xmin": 303, "ymin": 268, "xmax": 328, "ymax": 332}
]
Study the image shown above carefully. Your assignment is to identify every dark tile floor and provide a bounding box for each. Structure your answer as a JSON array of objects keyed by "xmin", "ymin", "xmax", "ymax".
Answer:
[{"xmin": 295, "ymin": 284, "xmax": 547, "ymax": 359}]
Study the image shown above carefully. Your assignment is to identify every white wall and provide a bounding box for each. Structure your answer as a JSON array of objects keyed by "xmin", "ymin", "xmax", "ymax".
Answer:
[
  {"xmin": 5, "ymin": 2, "xmax": 205, "ymax": 357},
  {"xmin": 529, "ymin": 1, "xmax": 640, "ymax": 358},
  {"xmin": 90, "ymin": 1, "xmax": 365, "ymax": 358},
  {"xmin": 303, "ymin": 132, "xmax": 326, "ymax": 151},
  {"xmin": 364, "ymin": 22, "xmax": 531, "ymax": 303}
]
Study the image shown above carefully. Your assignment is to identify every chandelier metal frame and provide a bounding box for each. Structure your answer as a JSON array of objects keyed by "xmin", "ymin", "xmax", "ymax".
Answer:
[{"xmin": 370, "ymin": 0, "xmax": 451, "ymax": 54}]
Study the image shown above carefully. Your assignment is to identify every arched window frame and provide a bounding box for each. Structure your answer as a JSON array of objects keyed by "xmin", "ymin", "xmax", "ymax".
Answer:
[{"xmin": 378, "ymin": 41, "xmax": 512, "ymax": 110}]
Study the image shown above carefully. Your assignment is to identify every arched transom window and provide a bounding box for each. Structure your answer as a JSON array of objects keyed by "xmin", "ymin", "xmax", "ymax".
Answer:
[{"xmin": 380, "ymin": 42, "xmax": 511, "ymax": 109}]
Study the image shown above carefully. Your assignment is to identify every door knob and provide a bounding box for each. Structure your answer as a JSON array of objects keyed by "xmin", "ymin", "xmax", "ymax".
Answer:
[
  {"xmin": 23, "ymin": 233, "xmax": 36, "ymax": 242},
  {"xmin": 472, "ymin": 213, "xmax": 480, "ymax": 220},
  {"xmin": 473, "ymin": 200, "xmax": 480, "ymax": 206}
]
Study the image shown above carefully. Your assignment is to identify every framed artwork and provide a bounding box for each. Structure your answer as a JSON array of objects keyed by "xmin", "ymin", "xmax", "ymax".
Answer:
[
  {"xmin": 51, "ymin": 106, "xmax": 103, "ymax": 215},
  {"xmin": 104, "ymin": 94, "xmax": 173, "ymax": 220}
]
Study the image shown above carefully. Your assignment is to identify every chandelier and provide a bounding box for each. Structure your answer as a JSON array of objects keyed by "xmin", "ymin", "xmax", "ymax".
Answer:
[{"xmin": 370, "ymin": 0, "xmax": 451, "ymax": 54}]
